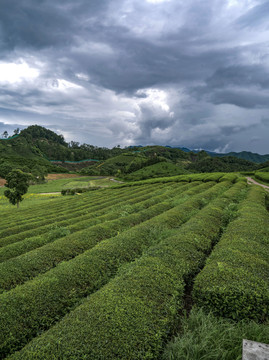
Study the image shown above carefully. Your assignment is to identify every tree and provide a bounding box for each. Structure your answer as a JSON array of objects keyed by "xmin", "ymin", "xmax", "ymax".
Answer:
[
  {"xmin": 0, "ymin": 162, "xmax": 13, "ymax": 178},
  {"xmin": 4, "ymin": 170, "xmax": 30, "ymax": 208},
  {"xmin": 13, "ymin": 128, "xmax": 20, "ymax": 135},
  {"xmin": 31, "ymin": 165, "xmax": 48, "ymax": 183},
  {"xmin": 2, "ymin": 131, "xmax": 8, "ymax": 139}
]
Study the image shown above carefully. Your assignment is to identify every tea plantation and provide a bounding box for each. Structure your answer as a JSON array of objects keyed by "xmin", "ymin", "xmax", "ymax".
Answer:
[{"xmin": 0, "ymin": 173, "xmax": 268, "ymax": 359}]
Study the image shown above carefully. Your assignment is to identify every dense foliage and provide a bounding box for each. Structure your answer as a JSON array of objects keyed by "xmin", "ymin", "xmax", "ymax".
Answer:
[
  {"xmin": 4, "ymin": 170, "xmax": 30, "ymax": 208},
  {"xmin": 186, "ymin": 156, "xmax": 258, "ymax": 173},
  {"xmin": 255, "ymin": 172, "xmax": 269, "ymax": 183},
  {"xmin": 0, "ymin": 125, "xmax": 265, "ymax": 178}
]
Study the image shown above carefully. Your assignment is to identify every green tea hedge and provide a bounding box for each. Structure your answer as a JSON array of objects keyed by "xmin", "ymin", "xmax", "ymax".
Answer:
[
  {"xmin": 255, "ymin": 172, "xmax": 269, "ymax": 184},
  {"xmin": 193, "ymin": 186, "xmax": 269, "ymax": 321},
  {"xmin": 0, "ymin": 187, "xmax": 159, "ymax": 246},
  {"xmin": 7, "ymin": 182, "xmax": 246, "ymax": 359},
  {"xmin": 0, "ymin": 181, "xmax": 227, "ymax": 357},
  {"xmin": 0, "ymin": 183, "xmax": 191, "ymax": 290}
]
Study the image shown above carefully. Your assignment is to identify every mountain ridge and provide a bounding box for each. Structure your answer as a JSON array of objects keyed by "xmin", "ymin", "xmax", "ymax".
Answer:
[{"xmin": 162, "ymin": 146, "xmax": 269, "ymax": 163}]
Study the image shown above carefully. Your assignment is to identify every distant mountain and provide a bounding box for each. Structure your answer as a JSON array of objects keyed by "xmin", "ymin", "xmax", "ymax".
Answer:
[
  {"xmin": 171, "ymin": 146, "xmax": 269, "ymax": 164},
  {"xmin": 216, "ymin": 151, "xmax": 269, "ymax": 164}
]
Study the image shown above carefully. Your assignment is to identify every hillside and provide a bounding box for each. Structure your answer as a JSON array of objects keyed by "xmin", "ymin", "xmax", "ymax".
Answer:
[
  {"xmin": 185, "ymin": 156, "xmax": 257, "ymax": 173},
  {"xmin": 0, "ymin": 125, "xmax": 265, "ymax": 179},
  {"xmin": 123, "ymin": 161, "xmax": 188, "ymax": 180},
  {"xmin": 0, "ymin": 134, "xmax": 63, "ymax": 178},
  {"xmin": 81, "ymin": 148, "xmax": 259, "ymax": 178}
]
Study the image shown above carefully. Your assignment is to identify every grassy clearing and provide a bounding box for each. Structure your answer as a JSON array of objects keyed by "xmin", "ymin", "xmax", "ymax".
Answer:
[
  {"xmin": 0, "ymin": 176, "xmax": 114, "ymax": 197},
  {"xmin": 0, "ymin": 193, "xmax": 61, "ymax": 210},
  {"xmin": 161, "ymin": 307, "xmax": 269, "ymax": 360},
  {"xmin": 62, "ymin": 178, "xmax": 113, "ymax": 190}
]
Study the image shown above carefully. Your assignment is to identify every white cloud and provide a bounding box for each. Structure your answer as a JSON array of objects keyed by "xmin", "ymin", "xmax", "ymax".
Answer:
[
  {"xmin": 45, "ymin": 79, "xmax": 83, "ymax": 91},
  {"xmin": 0, "ymin": 60, "xmax": 39, "ymax": 84},
  {"xmin": 136, "ymin": 88, "xmax": 171, "ymax": 112},
  {"xmin": 146, "ymin": 0, "xmax": 171, "ymax": 3}
]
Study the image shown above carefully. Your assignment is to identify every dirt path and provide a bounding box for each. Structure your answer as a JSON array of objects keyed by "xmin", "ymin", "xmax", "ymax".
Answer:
[
  {"xmin": 246, "ymin": 177, "xmax": 269, "ymax": 191},
  {"xmin": 38, "ymin": 192, "xmax": 61, "ymax": 195},
  {"xmin": 0, "ymin": 178, "xmax": 6, "ymax": 187},
  {"xmin": 109, "ymin": 178, "xmax": 124, "ymax": 184}
]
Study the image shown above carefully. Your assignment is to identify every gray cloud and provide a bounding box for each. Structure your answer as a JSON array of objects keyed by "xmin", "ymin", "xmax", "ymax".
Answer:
[
  {"xmin": 206, "ymin": 65, "xmax": 269, "ymax": 90},
  {"xmin": 0, "ymin": 0, "xmax": 269, "ymax": 153},
  {"xmin": 237, "ymin": 1, "xmax": 269, "ymax": 28}
]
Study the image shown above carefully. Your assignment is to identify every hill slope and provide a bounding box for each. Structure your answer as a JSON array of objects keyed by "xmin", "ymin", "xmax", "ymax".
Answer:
[{"xmin": 0, "ymin": 125, "xmax": 264, "ymax": 178}]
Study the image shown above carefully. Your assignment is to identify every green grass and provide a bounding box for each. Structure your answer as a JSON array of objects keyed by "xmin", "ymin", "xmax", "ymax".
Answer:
[
  {"xmin": 0, "ymin": 193, "xmax": 61, "ymax": 210},
  {"xmin": 63, "ymin": 178, "xmax": 113, "ymax": 189},
  {"xmin": 0, "ymin": 177, "xmax": 115, "ymax": 198},
  {"xmin": 162, "ymin": 307, "xmax": 269, "ymax": 360}
]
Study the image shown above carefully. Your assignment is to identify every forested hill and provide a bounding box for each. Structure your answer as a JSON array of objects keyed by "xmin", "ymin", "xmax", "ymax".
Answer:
[
  {"xmin": 19, "ymin": 125, "xmax": 123, "ymax": 162},
  {"xmin": 0, "ymin": 125, "xmax": 267, "ymax": 178}
]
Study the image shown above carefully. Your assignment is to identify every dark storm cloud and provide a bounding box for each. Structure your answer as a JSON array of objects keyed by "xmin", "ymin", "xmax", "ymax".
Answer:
[
  {"xmin": 207, "ymin": 65, "xmax": 269, "ymax": 90},
  {"xmin": 191, "ymin": 64, "xmax": 269, "ymax": 109},
  {"xmin": 210, "ymin": 89, "xmax": 269, "ymax": 109},
  {"xmin": 0, "ymin": 0, "xmax": 110, "ymax": 52},
  {"xmin": 0, "ymin": 0, "xmax": 269, "ymax": 153}
]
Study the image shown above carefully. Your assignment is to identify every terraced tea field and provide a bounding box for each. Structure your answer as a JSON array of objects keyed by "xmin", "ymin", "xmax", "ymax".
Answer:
[{"xmin": 0, "ymin": 174, "xmax": 268, "ymax": 359}]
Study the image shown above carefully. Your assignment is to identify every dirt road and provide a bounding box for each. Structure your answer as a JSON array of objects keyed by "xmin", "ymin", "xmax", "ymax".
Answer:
[{"xmin": 246, "ymin": 177, "xmax": 269, "ymax": 191}]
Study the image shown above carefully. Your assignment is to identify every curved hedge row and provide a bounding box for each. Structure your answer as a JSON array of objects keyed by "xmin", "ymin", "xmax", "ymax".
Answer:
[
  {"xmin": 0, "ymin": 183, "xmax": 172, "ymax": 247},
  {"xmin": 117, "ymin": 173, "xmax": 240, "ymax": 187},
  {"xmin": 0, "ymin": 184, "xmax": 164, "ymax": 243},
  {"xmin": 0, "ymin": 183, "xmax": 169, "ymax": 254},
  {"xmin": 0, "ymin": 184, "xmax": 159, "ymax": 231},
  {"xmin": 255, "ymin": 172, "xmax": 269, "ymax": 184},
  {"xmin": 0, "ymin": 184, "xmax": 107, "ymax": 225},
  {"xmin": 0, "ymin": 187, "xmax": 128, "ymax": 233},
  {"xmin": 0, "ymin": 184, "xmax": 183, "ymax": 263},
  {"xmin": 219, "ymin": 173, "xmax": 238, "ymax": 183},
  {"xmin": 0, "ymin": 181, "xmax": 230, "ymax": 358},
  {"xmin": 7, "ymin": 182, "xmax": 247, "ymax": 359},
  {"xmin": 193, "ymin": 185, "xmax": 269, "ymax": 321},
  {"xmin": 0, "ymin": 183, "xmax": 193, "ymax": 291}
]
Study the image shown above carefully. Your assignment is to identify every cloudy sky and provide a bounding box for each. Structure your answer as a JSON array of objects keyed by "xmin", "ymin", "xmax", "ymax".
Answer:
[{"xmin": 0, "ymin": 0, "xmax": 269, "ymax": 153}]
